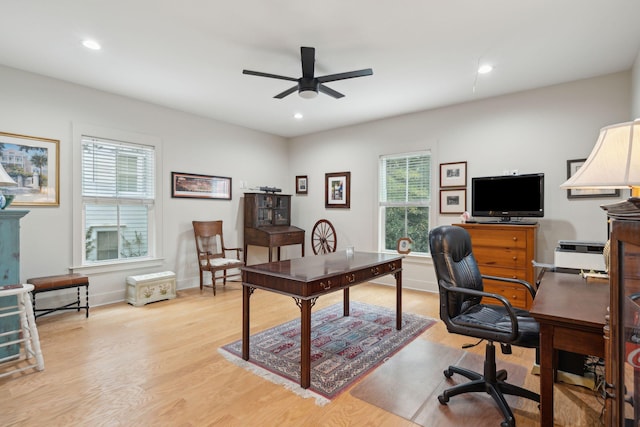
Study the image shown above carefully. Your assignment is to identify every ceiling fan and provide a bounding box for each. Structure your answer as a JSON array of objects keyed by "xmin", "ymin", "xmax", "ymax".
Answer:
[{"xmin": 242, "ymin": 46, "xmax": 373, "ymax": 99}]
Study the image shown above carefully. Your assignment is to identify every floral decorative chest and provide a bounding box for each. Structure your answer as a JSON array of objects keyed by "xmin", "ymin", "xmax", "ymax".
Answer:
[{"xmin": 126, "ymin": 271, "xmax": 176, "ymax": 306}]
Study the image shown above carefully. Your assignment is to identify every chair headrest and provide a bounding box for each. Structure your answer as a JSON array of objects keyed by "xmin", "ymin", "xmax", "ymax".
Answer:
[{"xmin": 429, "ymin": 225, "xmax": 473, "ymax": 262}]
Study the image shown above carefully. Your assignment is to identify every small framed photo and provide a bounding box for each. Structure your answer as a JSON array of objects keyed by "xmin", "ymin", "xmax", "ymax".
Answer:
[
  {"xmin": 440, "ymin": 161, "xmax": 467, "ymax": 188},
  {"xmin": 171, "ymin": 172, "xmax": 232, "ymax": 200},
  {"xmin": 325, "ymin": 171, "xmax": 350, "ymax": 209},
  {"xmin": 296, "ymin": 175, "xmax": 308, "ymax": 194},
  {"xmin": 566, "ymin": 158, "xmax": 620, "ymax": 199},
  {"xmin": 440, "ymin": 189, "xmax": 466, "ymax": 214}
]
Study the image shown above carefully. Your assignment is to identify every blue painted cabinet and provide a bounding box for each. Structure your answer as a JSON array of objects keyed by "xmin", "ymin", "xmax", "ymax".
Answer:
[{"xmin": 0, "ymin": 210, "xmax": 29, "ymax": 359}]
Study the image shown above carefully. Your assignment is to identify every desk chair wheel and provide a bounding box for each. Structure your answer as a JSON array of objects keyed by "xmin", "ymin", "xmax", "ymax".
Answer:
[
  {"xmin": 501, "ymin": 418, "xmax": 515, "ymax": 427},
  {"xmin": 443, "ymin": 368, "xmax": 453, "ymax": 378},
  {"xmin": 438, "ymin": 393, "xmax": 449, "ymax": 404}
]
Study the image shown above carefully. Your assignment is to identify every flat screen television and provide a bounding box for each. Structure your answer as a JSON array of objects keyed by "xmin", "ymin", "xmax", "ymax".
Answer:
[{"xmin": 471, "ymin": 173, "xmax": 544, "ymax": 222}]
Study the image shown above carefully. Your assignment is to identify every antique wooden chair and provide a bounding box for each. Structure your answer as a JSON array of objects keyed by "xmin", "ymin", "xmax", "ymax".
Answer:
[{"xmin": 192, "ymin": 220, "xmax": 244, "ymax": 295}]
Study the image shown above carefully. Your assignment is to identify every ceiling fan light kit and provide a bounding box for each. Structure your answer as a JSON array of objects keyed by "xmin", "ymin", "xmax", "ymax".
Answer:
[{"xmin": 243, "ymin": 46, "xmax": 372, "ymax": 99}]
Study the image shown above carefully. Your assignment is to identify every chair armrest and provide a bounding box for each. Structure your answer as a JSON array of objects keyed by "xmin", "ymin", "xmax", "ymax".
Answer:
[
  {"xmin": 481, "ymin": 274, "xmax": 536, "ymax": 299},
  {"xmin": 439, "ymin": 280, "xmax": 519, "ymax": 342},
  {"xmin": 223, "ymin": 247, "xmax": 243, "ymax": 260}
]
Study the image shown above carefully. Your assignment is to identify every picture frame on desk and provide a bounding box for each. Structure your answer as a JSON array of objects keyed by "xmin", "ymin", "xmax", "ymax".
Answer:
[
  {"xmin": 566, "ymin": 158, "xmax": 620, "ymax": 199},
  {"xmin": 0, "ymin": 131, "xmax": 60, "ymax": 207}
]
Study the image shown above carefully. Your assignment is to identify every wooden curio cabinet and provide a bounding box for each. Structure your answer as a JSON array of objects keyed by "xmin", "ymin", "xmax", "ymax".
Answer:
[
  {"xmin": 243, "ymin": 193, "xmax": 304, "ymax": 264},
  {"xmin": 607, "ymin": 218, "xmax": 640, "ymax": 426}
]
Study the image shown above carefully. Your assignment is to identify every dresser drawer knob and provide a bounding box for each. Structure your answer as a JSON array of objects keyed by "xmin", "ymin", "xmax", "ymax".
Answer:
[{"xmin": 512, "ymin": 237, "xmax": 517, "ymax": 241}]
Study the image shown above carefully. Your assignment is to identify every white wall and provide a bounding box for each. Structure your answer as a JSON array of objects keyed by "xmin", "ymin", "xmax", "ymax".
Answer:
[
  {"xmin": 289, "ymin": 72, "xmax": 631, "ymax": 293},
  {"xmin": 0, "ymin": 65, "xmax": 633, "ymax": 304},
  {"xmin": 0, "ymin": 65, "xmax": 288, "ymax": 306}
]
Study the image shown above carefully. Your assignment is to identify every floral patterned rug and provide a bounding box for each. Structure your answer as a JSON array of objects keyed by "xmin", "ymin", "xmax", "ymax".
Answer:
[{"xmin": 219, "ymin": 301, "xmax": 435, "ymax": 404}]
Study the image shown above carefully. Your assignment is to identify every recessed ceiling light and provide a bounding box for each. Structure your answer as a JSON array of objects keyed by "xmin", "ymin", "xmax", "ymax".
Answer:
[
  {"xmin": 82, "ymin": 39, "xmax": 101, "ymax": 50},
  {"xmin": 294, "ymin": 113, "xmax": 303, "ymax": 120},
  {"xmin": 478, "ymin": 64, "xmax": 493, "ymax": 74}
]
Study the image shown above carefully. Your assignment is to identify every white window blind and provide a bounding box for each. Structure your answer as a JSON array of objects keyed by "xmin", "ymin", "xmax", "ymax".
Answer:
[
  {"xmin": 379, "ymin": 151, "xmax": 431, "ymax": 253},
  {"xmin": 81, "ymin": 136, "xmax": 155, "ymax": 263}
]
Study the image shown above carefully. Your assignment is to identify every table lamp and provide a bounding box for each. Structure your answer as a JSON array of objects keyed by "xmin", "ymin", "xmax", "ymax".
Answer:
[
  {"xmin": 560, "ymin": 118, "xmax": 640, "ymax": 271},
  {"xmin": 0, "ymin": 162, "xmax": 17, "ymax": 209},
  {"xmin": 561, "ymin": 118, "xmax": 640, "ymax": 197}
]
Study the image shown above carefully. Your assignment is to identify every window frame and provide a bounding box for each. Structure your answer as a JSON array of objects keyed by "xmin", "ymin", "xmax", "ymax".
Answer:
[
  {"xmin": 72, "ymin": 124, "xmax": 164, "ymax": 273},
  {"xmin": 378, "ymin": 150, "xmax": 432, "ymax": 256}
]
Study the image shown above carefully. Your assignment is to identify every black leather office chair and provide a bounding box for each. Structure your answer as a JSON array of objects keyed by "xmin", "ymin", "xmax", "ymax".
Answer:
[{"xmin": 429, "ymin": 225, "xmax": 540, "ymax": 427}]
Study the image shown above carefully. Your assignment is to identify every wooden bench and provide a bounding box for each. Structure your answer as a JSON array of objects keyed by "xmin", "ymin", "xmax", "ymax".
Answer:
[{"xmin": 26, "ymin": 274, "xmax": 90, "ymax": 319}]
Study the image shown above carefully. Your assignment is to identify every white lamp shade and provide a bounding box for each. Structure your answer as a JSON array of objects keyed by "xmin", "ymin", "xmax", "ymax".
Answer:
[
  {"xmin": 0, "ymin": 162, "xmax": 16, "ymax": 187},
  {"xmin": 561, "ymin": 119, "xmax": 640, "ymax": 189}
]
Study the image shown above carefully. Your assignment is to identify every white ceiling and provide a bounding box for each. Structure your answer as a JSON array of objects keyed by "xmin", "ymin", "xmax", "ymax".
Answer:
[{"xmin": 1, "ymin": 1, "xmax": 640, "ymax": 138}]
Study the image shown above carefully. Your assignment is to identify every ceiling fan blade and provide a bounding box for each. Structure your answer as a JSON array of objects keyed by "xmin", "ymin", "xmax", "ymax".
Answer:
[
  {"xmin": 274, "ymin": 85, "xmax": 299, "ymax": 99},
  {"xmin": 243, "ymin": 69, "xmax": 298, "ymax": 82},
  {"xmin": 317, "ymin": 68, "xmax": 373, "ymax": 83},
  {"xmin": 318, "ymin": 84, "xmax": 344, "ymax": 99},
  {"xmin": 301, "ymin": 47, "xmax": 315, "ymax": 78}
]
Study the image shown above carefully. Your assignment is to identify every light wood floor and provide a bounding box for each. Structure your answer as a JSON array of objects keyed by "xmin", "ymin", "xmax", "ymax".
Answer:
[{"xmin": 1, "ymin": 282, "xmax": 604, "ymax": 426}]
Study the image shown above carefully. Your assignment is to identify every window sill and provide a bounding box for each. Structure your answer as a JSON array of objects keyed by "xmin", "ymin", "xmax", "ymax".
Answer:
[{"xmin": 70, "ymin": 257, "xmax": 165, "ymax": 275}]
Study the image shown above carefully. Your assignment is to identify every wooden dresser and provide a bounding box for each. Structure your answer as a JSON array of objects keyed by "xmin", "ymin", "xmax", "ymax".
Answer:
[{"xmin": 457, "ymin": 223, "xmax": 538, "ymax": 309}]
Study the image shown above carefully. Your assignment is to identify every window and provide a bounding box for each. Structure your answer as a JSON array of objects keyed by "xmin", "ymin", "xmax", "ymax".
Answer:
[
  {"xmin": 81, "ymin": 136, "xmax": 155, "ymax": 264},
  {"xmin": 379, "ymin": 151, "xmax": 431, "ymax": 254}
]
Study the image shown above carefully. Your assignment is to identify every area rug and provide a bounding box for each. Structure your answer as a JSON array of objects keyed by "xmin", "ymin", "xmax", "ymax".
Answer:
[
  {"xmin": 219, "ymin": 301, "xmax": 435, "ymax": 405},
  {"xmin": 350, "ymin": 339, "xmax": 538, "ymax": 426}
]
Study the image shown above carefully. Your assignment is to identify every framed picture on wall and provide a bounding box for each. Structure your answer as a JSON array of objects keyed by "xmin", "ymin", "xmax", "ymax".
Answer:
[
  {"xmin": 325, "ymin": 171, "xmax": 350, "ymax": 208},
  {"xmin": 0, "ymin": 131, "xmax": 60, "ymax": 207},
  {"xmin": 566, "ymin": 158, "xmax": 620, "ymax": 199},
  {"xmin": 440, "ymin": 161, "xmax": 467, "ymax": 188},
  {"xmin": 296, "ymin": 175, "xmax": 308, "ymax": 194},
  {"xmin": 171, "ymin": 172, "xmax": 232, "ymax": 200},
  {"xmin": 440, "ymin": 189, "xmax": 466, "ymax": 214}
]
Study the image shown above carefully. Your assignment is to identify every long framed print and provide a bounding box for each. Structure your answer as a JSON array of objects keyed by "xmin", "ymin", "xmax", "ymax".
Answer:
[
  {"xmin": 440, "ymin": 161, "xmax": 467, "ymax": 188},
  {"xmin": 440, "ymin": 189, "xmax": 466, "ymax": 214},
  {"xmin": 171, "ymin": 172, "xmax": 232, "ymax": 200},
  {"xmin": 0, "ymin": 131, "xmax": 60, "ymax": 206},
  {"xmin": 325, "ymin": 171, "xmax": 350, "ymax": 209}
]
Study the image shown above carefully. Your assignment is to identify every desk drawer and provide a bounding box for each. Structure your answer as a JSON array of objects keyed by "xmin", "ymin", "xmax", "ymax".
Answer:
[
  {"xmin": 271, "ymin": 231, "xmax": 304, "ymax": 246},
  {"xmin": 307, "ymin": 260, "xmax": 401, "ymax": 294}
]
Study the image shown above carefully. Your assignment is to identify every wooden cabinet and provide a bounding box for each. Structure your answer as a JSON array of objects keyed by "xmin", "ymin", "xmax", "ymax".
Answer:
[
  {"xmin": 243, "ymin": 193, "xmax": 304, "ymax": 264},
  {"xmin": 607, "ymin": 218, "xmax": 640, "ymax": 426},
  {"xmin": 458, "ymin": 223, "xmax": 538, "ymax": 309},
  {"xmin": 0, "ymin": 210, "xmax": 29, "ymax": 359}
]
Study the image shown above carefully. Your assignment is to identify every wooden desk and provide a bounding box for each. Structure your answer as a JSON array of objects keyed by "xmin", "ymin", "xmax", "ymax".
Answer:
[
  {"xmin": 243, "ymin": 225, "xmax": 305, "ymax": 264},
  {"xmin": 529, "ymin": 272, "xmax": 609, "ymax": 426},
  {"xmin": 241, "ymin": 251, "xmax": 403, "ymax": 389}
]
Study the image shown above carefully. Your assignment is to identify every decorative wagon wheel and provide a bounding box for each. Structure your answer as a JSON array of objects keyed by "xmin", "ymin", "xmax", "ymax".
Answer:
[{"xmin": 311, "ymin": 219, "xmax": 337, "ymax": 255}]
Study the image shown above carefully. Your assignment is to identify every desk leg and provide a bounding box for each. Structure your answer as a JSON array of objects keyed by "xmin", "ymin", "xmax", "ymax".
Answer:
[
  {"xmin": 539, "ymin": 323, "xmax": 555, "ymax": 426},
  {"xmin": 242, "ymin": 285, "xmax": 251, "ymax": 361},
  {"xmin": 300, "ymin": 298, "xmax": 312, "ymax": 389},
  {"xmin": 343, "ymin": 288, "xmax": 350, "ymax": 316},
  {"xmin": 395, "ymin": 270, "xmax": 402, "ymax": 330}
]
